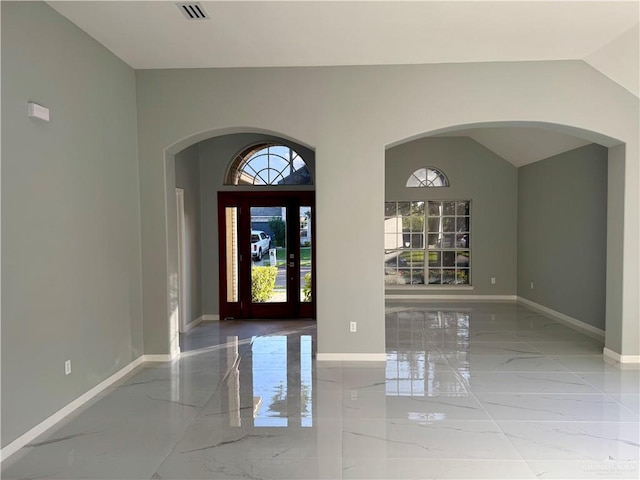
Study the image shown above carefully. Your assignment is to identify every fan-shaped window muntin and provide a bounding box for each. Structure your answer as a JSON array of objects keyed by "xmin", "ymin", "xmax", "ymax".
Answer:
[
  {"xmin": 226, "ymin": 144, "xmax": 312, "ymax": 186},
  {"xmin": 406, "ymin": 167, "xmax": 449, "ymax": 188}
]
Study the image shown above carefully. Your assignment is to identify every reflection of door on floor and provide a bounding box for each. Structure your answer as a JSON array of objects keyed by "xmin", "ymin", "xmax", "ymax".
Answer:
[{"xmin": 218, "ymin": 192, "xmax": 315, "ymax": 320}]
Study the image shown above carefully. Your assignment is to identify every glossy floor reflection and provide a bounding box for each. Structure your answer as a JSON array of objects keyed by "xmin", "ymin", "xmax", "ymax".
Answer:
[{"xmin": 2, "ymin": 303, "xmax": 639, "ymax": 479}]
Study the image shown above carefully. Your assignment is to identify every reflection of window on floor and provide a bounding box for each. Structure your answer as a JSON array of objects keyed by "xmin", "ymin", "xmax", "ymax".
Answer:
[
  {"xmin": 385, "ymin": 200, "xmax": 471, "ymax": 285},
  {"xmin": 226, "ymin": 336, "xmax": 241, "ymax": 427},
  {"xmin": 386, "ymin": 350, "xmax": 426, "ymax": 396},
  {"xmin": 386, "ymin": 310, "xmax": 471, "ymax": 398},
  {"xmin": 301, "ymin": 336, "xmax": 313, "ymax": 427}
]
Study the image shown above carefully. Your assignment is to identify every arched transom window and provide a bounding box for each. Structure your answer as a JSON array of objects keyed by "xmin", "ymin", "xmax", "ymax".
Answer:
[
  {"xmin": 226, "ymin": 143, "xmax": 312, "ymax": 186},
  {"xmin": 406, "ymin": 167, "xmax": 449, "ymax": 188}
]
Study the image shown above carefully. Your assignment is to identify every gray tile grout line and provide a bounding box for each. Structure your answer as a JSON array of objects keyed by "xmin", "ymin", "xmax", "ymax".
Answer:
[
  {"xmin": 438, "ymin": 326, "xmax": 538, "ymax": 477},
  {"xmin": 4, "ymin": 306, "xmax": 636, "ymax": 479},
  {"xmin": 395, "ymin": 304, "xmax": 636, "ymax": 477}
]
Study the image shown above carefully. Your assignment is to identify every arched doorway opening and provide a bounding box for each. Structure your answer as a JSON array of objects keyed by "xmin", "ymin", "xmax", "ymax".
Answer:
[
  {"xmin": 165, "ymin": 130, "xmax": 316, "ymax": 354},
  {"xmin": 384, "ymin": 121, "xmax": 625, "ymax": 359}
]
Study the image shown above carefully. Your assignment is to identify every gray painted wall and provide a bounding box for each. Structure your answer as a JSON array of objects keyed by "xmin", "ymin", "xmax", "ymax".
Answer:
[
  {"xmin": 136, "ymin": 62, "xmax": 636, "ymax": 359},
  {"xmin": 2, "ymin": 0, "xmax": 638, "ymax": 456},
  {"xmin": 606, "ymin": 145, "xmax": 625, "ymax": 351},
  {"xmin": 198, "ymin": 134, "xmax": 315, "ymax": 316},
  {"xmin": 1, "ymin": 2, "xmax": 142, "ymax": 447},
  {"xmin": 175, "ymin": 144, "xmax": 202, "ymax": 325},
  {"xmin": 386, "ymin": 137, "xmax": 518, "ymax": 295},
  {"xmin": 518, "ymin": 144, "xmax": 608, "ymax": 329}
]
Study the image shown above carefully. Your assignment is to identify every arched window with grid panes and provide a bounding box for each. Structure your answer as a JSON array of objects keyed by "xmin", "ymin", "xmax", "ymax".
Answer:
[
  {"xmin": 406, "ymin": 167, "xmax": 449, "ymax": 188},
  {"xmin": 226, "ymin": 143, "xmax": 312, "ymax": 186}
]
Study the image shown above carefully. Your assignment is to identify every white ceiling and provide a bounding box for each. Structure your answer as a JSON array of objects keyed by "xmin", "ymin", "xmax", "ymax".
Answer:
[
  {"xmin": 436, "ymin": 127, "xmax": 591, "ymax": 167},
  {"xmin": 46, "ymin": 0, "xmax": 639, "ymax": 166},
  {"xmin": 48, "ymin": 1, "xmax": 639, "ymax": 70}
]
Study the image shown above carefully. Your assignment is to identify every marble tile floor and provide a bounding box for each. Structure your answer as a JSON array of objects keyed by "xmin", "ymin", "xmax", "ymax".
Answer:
[{"xmin": 2, "ymin": 302, "xmax": 639, "ymax": 479}]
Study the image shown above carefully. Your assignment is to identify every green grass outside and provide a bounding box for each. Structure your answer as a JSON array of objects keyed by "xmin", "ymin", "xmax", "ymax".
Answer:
[{"xmin": 271, "ymin": 247, "xmax": 311, "ymax": 267}]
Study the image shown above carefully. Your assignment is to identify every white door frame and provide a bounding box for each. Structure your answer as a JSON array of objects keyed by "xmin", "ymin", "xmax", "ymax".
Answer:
[{"xmin": 176, "ymin": 188, "xmax": 187, "ymax": 333}]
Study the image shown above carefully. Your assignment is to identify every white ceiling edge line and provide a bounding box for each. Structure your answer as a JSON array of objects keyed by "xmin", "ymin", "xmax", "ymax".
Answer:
[
  {"xmin": 432, "ymin": 129, "xmax": 593, "ymax": 168},
  {"xmin": 467, "ymin": 136, "xmax": 592, "ymax": 168},
  {"xmin": 583, "ymin": 24, "xmax": 640, "ymax": 98},
  {"xmin": 41, "ymin": 1, "xmax": 639, "ymax": 6},
  {"xmin": 584, "ymin": 65, "xmax": 640, "ymax": 98}
]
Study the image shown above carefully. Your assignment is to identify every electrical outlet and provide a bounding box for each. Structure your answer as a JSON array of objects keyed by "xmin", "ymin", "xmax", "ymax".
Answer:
[
  {"xmin": 64, "ymin": 360, "xmax": 71, "ymax": 376},
  {"xmin": 350, "ymin": 389, "xmax": 358, "ymax": 400},
  {"xmin": 491, "ymin": 277, "xmax": 496, "ymax": 284},
  {"xmin": 350, "ymin": 321, "xmax": 357, "ymax": 333},
  {"xmin": 530, "ymin": 282, "xmax": 534, "ymax": 290}
]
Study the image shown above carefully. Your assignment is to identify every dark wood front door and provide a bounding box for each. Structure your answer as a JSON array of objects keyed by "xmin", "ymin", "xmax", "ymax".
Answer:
[{"xmin": 218, "ymin": 191, "xmax": 315, "ymax": 319}]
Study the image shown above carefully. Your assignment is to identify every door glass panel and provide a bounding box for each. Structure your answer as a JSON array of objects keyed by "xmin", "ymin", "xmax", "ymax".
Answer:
[
  {"xmin": 300, "ymin": 206, "xmax": 312, "ymax": 303},
  {"xmin": 251, "ymin": 206, "xmax": 286, "ymax": 303},
  {"xmin": 225, "ymin": 207, "xmax": 239, "ymax": 302}
]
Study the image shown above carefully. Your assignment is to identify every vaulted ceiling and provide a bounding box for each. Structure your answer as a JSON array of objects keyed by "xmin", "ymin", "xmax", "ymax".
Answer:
[{"xmin": 47, "ymin": 0, "xmax": 639, "ymax": 166}]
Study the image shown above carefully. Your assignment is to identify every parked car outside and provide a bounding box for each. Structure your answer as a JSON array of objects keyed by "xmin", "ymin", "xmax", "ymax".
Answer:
[{"xmin": 251, "ymin": 230, "xmax": 271, "ymax": 260}]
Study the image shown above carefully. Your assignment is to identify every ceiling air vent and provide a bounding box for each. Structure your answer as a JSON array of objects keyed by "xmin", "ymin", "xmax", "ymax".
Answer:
[{"xmin": 176, "ymin": 2, "xmax": 210, "ymax": 20}]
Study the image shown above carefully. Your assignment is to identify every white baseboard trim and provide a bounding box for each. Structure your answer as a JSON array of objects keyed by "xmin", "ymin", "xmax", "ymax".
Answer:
[
  {"xmin": 517, "ymin": 296, "xmax": 605, "ymax": 339},
  {"xmin": 387, "ymin": 285, "xmax": 475, "ymax": 291},
  {"xmin": 0, "ymin": 355, "xmax": 146, "ymax": 463},
  {"xmin": 184, "ymin": 316, "xmax": 203, "ymax": 332},
  {"xmin": 316, "ymin": 353, "xmax": 386, "ymax": 362},
  {"xmin": 386, "ymin": 294, "xmax": 517, "ymax": 301},
  {"xmin": 603, "ymin": 348, "xmax": 640, "ymax": 364},
  {"xmin": 143, "ymin": 354, "xmax": 175, "ymax": 362},
  {"xmin": 182, "ymin": 314, "xmax": 218, "ymax": 333}
]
